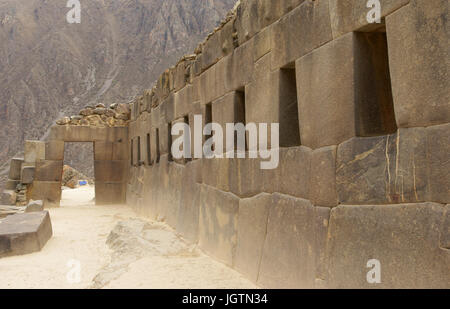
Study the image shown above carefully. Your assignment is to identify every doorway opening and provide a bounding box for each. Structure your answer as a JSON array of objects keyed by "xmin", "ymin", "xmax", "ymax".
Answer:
[{"xmin": 61, "ymin": 142, "xmax": 95, "ymax": 206}]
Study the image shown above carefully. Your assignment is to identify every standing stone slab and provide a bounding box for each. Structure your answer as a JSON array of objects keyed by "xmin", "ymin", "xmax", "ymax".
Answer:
[
  {"xmin": 235, "ymin": 193, "xmax": 272, "ymax": 282},
  {"xmin": 176, "ymin": 162, "xmax": 201, "ymax": 243},
  {"xmin": 24, "ymin": 141, "xmax": 45, "ymax": 164},
  {"xmin": 427, "ymin": 124, "xmax": 450, "ymax": 204},
  {"xmin": 198, "ymin": 185, "xmax": 239, "ymax": 267},
  {"xmin": 0, "ymin": 211, "xmax": 53, "ymax": 258},
  {"xmin": 310, "ymin": 146, "xmax": 338, "ymax": 207},
  {"xmin": 29, "ymin": 181, "xmax": 62, "ymax": 207},
  {"xmin": 8, "ymin": 158, "xmax": 24, "ymax": 181},
  {"xmin": 258, "ymin": 194, "xmax": 316, "ymax": 288},
  {"xmin": 35, "ymin": 160, "xmax": 63, "ymax": 182},
  {"xmin": 326, "ymin": 203, "xmax": 449, "ymax": 288},
  {"xmin": 21, "ymin": 166, "xmax": 35, "ymax": 184},
  {"xmin": 387, "ymin": 0, "xmax": 449, "ymax": 128}
]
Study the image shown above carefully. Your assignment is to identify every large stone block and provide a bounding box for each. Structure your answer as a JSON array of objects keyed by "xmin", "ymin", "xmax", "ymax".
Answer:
[
  {"xmin": 95, "ymin": 182, "xmax": 126, "ymax": 205},
  {"xmin": 1, "ymin": 190, "xmax": 16, "ymax": 206},
  {"xmin": 8, "ymin": 158, "xmax": 24, "ymax": 181},
  {"xmin": 271, "ymin": 0, "xmax": 333, "ymax": 71},
  {"xmin": 258, "ymin": 194, "xmax": 316, "ymax": 288},
  {"xmin": 176, "ymin": 162, "xmax": 201, "ymax": 243},
  {"xmin": 329, "ymin": 0, "xmax": 410, "ymax": 38},
  {"xmin": 0, "ymin": 211, "xmax": 53, "ymax": 258},
  {"xmin": 45, "ymin": 141, "xmax": 64, "ymax": 160},
  {"xmin": 387, "ymin": 0, "xmax": 449, "ymax": 128},
  {"xmin": 427, "ymin": 124, "xmax": 450, "ymax": 204},
  {"xmin": 313, "ymin": 206, "xmax": 331, "ymax": 288},
  {"xmin": 212, "ymin": 91, "xmax": 246, "ymax": 153},
  {"xmin": 24, "ymin": 141, "xmax": 45, "ymax": 164},
  {"xmin": 225, "ymin": 39, "xmax": 254, "ymax": 92},
  {"xmin": 29, "ymin": 181, "xmax": 61, "ymax": 207},
  {"xmin": 296, "ymin": 32, "xmax": 397, "ymax": 149},
  {"xmin": 94, "ymin": 160, "xmax": 126, "ymax": 183},
  {"xmin": 276, "ymin": 147, "xmax": 312, "ymax": 199},
  {"xmin": 326, "ymin": 203, "xmax": 449, "ymax": 288},
  {"xmin": 310, "ymin": 146, "xmax": 338, "ymax": 207},
  {"xmin": 198, "ymin": 185, "xmax": 239, "ymax": 266},
  {"xmin": 21, "ymin": 166, "xmax": 35, "ymax": 185},
  {"xmin": 35, "ymin": 160, "xmax": 63, "ymax": 182},
  {"xmin": 4, "ymin": 180, "xmax": 19, "ymax": 191},
  {"xmin": 337, "ymin": 126, "xmax": 449, "ymax": 205},
  {"xmin": 235, "ymin": 193, "xmax": 272, "ymax": 282},
  {"xmin": 247, "ymin": 54, "xmax": 301, "ymax": 148}
]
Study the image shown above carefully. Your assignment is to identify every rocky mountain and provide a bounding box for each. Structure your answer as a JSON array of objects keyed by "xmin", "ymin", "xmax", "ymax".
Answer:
[{"xmin": 0, "ymin": 0, "xmax": 236, "ymax": 182}]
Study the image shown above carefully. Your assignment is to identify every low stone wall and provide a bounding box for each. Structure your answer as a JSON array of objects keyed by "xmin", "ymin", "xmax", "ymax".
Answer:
[{"xmin": 126, "ymin": 0, "xmax": 449, "ymax": 288}]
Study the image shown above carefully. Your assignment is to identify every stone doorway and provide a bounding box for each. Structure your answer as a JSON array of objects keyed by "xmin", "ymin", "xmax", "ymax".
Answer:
[{"xmin": 30, "ymin": 126, "xmax": 128, "ymax": 207}]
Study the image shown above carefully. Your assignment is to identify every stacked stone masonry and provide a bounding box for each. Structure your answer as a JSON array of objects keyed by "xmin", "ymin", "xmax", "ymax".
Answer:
[
  {"xmin": 126, "ymin": 0, "xmax": 449, "ymax": 288},
  {"xmin": 3, "ymin": 0, "xmax": 448, "ymax": 288}
]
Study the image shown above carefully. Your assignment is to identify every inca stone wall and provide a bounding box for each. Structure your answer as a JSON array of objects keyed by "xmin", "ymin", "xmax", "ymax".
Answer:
[
  {"xmin": 126, "ymin": 0, "xmax": 449, "ymax": 288},
  {"xmin": 2, "ymin": 0, "xmax": 448, "ymax": 288}
]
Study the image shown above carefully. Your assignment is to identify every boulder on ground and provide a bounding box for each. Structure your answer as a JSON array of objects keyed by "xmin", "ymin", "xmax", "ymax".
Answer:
[{"xmin": 62, "ymin": 165, "xmax": 92, "ymax": 189}]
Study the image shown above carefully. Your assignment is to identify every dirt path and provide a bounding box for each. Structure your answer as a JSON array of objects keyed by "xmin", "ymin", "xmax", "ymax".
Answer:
[{"xmin": 0, "ymin": 186, "xmax": 256, "ymax": 289}]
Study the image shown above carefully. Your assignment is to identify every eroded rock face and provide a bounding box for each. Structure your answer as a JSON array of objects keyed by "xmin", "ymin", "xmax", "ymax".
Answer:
[
  {"xmin": 62, "ymin": 165, "xmax": 92, "ymax": 189},
  {"xmin": 91, "ymin": 219, "xmax": 198, "ymax": 288}
]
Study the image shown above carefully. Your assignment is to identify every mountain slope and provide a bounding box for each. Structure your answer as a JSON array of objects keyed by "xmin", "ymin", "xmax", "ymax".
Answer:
[{"xmin": 0, "ymin": 0, "xmax": 236, "ymax": 181}]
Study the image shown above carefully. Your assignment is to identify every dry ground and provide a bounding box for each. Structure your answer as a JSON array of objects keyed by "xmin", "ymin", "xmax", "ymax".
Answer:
[{"xmin": 0, "ymin": 186, "xmax": 256, "ymax": 289}]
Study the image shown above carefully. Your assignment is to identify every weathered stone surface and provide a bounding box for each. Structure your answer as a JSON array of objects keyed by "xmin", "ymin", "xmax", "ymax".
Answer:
[
  {"xmin": 235, "ymin": 193, "xmax": 272, "ymax": 282},
  {"xmin": 1, "ymin": 190, "xmax": 16, "ymax": 206},
  {"xmin": 24, "ymin": 141, "xmax": 45, "ymax": 164},
  {"xmin": 258, "ymin": 194, "xmax": 316, "ymax": 288},
  {"xmin": 313, "ymin": 206, "xmax": 331, "ymax": 288},
  {"xmin": 95, "ymin": 182, "xmax": 126, "ymax": 205},
  {"xmin": 9, "ymin": 158, "xmax": 24, "ymax": 181},
  {"xmin": 225, "ymin": 39, "xmax": 254, "ymax": 92},
  {"xmin": 296, "ymin": 32, "xmax": 397, "ymax": 149},
  {"xmin": 329, "ymin": 0, "xmax": 410, "ymax": 38},
  {"xmin": 271, "ymin": 0, "xmax": 333, "ymax": 71},
  {"xmin": 310, "ymin": 146, "xmax": 338, "ymax": 207},
  {"xmin": 29, "ymin": 181, "xmax": 61, "ymax": 207},
  {"xmin": 0, "ymin": 211, "xmax": 53, "ymax": 258},
  {"xmin": 176, "ymin": 161, "xmax": 201, "ymax": 243},
  {"xmin": 337, "ymin": 126, "xmax": 449, "ymax": 205},
  {"xmin": 25, "ymin": 200, "xmax": 44, "ymax": 213},
  {"xmin": 94, "ymin": 160, "xmax": 126, "ymax": 183},
  {"xmin": 212, "ymin": 91, "xmax": 246, "ymax": 153},
  {"xmin": 35, "ymin": 160, "xmax": 63, "ymax": 182},
  {"xmin": 247, "ymin": 54, "xmax": 300, "ymax": 147},
  {"xmin": 45, "ymin": 141, "xmax": 65, "ymax": 160},
  {"xmin": 427, "ymin": 124, "xmax": 450, "ymax": 204},
  {"xmin": 326, "ymin": 203, "xmax": 449, "ymax": 288},
  {"xmin": 21, "ymin": 166, "xmax": 35, "ymax": 184},
  {"xmin": 276, "ymin": 147, "xmax": 312, "ymax": 199},
  {"xmin": 198, "ymin": 185, "xmax": 239, "ymax": 266},
  {"xmin": 387, "ymin": 0, "xmax": 449, "ymax": 128},
  {"xmin": 4, "ymin": 180, "xmax": 19, "ymax": 191}
]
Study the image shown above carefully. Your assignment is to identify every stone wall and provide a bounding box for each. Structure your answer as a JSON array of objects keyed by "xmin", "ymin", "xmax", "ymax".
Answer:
[{"xmin": 126, "ymin": 0, "xmax": 449, "ymax": 288}]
